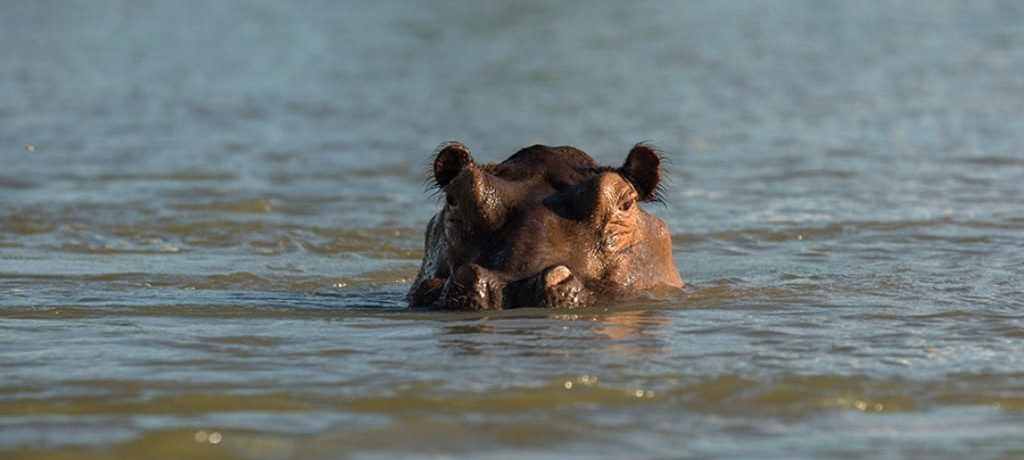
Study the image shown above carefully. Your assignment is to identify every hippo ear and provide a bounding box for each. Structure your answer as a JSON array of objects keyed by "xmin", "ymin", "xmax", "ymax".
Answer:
[
  {"xmin": 433, "ymin": 142, "xmax": 474, "ymax": 187},
  {"xmin": 618, "ymin": 143, "xmax": 662, "ymax": 201}
]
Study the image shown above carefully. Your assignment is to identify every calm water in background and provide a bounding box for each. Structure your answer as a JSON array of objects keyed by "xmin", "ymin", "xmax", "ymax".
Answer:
[{"xmin": 2, "ymin": 1, "xmax": 1024, "ymax": 458}]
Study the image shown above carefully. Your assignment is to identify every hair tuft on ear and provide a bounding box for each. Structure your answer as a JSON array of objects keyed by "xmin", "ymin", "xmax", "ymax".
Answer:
[
  {"xmin": 432, "ymin": 141, "xmax": 474, "ymax": 189},
  {"xmin": 619, "ymin": 142, "xmax": 666, "ymax": 202}
]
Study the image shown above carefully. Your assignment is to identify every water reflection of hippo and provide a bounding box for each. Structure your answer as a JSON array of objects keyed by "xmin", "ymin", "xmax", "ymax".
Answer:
[{"xmin": 408, "ymin": 142, "xmax": 683, "ymax": 310}]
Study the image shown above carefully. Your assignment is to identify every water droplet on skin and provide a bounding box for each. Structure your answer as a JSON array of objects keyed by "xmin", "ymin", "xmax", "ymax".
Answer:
[
  {"xmin": 564, "ymin": 381, "xmax": 573, "ymax": 389},
  {"xmin": 209, "ymin": 431, "xmax": 222, "ymax": 444}
]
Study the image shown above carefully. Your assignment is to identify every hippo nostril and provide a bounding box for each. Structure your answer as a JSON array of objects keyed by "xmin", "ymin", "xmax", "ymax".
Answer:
[
  {"xmin": 523, "ymin": 265, "xmax": 592, "ymax": 309},
  {"xmin": 445, "ymin": 264, "xmax": 505, "ymax": 310},
  {"xmin": 544, "ymin": 266, "xmax": 573, "ymax": 287}
]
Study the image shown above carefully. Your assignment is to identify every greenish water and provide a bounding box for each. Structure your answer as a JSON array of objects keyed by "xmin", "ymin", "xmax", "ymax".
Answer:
[{"xmin": 2, "ymin": 1, "xmax": 1024, "ymax": 458}]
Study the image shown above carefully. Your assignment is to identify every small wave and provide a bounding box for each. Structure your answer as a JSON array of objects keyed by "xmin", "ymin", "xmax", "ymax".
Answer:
[
  {"xmin": 178, "ymin": 199, "xmax": 276, "ymax": 214},
  {"xmin": 957, "ymin": 156, "xmax": 1024, "ymax": 166}
]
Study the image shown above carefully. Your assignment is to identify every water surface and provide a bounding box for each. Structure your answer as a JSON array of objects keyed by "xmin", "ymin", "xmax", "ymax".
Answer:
[{"xmin": 2, "ymin": 1, "xmax": 1024, "ymax": 458}]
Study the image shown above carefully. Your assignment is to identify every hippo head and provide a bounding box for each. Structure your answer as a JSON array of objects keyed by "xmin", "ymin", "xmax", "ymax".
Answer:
[{"xmin": 408, "ymin": 142, "xmax": 683, "ymax": 310}]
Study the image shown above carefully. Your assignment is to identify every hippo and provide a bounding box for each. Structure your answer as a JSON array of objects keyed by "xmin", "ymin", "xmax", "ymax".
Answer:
[{"xmin": 408, "ymin": 142, "xmax": 683, "ymax": 310}]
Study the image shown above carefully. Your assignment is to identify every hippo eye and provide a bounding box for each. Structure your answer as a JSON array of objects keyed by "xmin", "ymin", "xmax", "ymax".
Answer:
[
  {"xmin": 446, "ymin": 194, "xmax": 457, "ymax": 208},
  {"xmin": 619, "ymin": 198, "xmax": 634, "ymax": 212}
]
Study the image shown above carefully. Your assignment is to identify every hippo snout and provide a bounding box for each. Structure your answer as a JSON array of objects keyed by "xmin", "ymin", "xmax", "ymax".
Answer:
[{"xmin": 439, "ymin": 264, "xmax": 593, "ymax": 310}]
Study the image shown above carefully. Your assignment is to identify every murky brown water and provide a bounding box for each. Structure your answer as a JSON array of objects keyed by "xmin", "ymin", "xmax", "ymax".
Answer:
[{"xmin": 3, "ymin": 1, "xmax": 1024, "ymax": 458}]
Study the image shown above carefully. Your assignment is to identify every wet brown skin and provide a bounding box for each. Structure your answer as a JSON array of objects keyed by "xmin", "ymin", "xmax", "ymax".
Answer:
[{"xmin": 408, "ymin": 142, "xmax": 684, "ymax": 310}]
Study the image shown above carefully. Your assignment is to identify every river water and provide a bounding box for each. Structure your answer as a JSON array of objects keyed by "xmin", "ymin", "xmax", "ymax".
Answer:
[{"xmin": 2, "ymin": 1, "xmax": 1023, "ymax": 459}]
